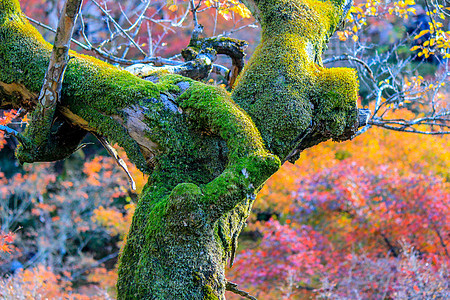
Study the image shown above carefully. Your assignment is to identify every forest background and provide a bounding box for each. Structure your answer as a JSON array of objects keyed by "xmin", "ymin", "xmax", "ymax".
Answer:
[{"xmin": 0, "ymin": 0, "xmax": 449, "ymax": 299}]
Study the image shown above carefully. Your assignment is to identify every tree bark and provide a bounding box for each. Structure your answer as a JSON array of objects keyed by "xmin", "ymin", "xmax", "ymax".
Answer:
[{"xmin": 0, "ymin": 0, "xmax": 362, "ymax": 299}]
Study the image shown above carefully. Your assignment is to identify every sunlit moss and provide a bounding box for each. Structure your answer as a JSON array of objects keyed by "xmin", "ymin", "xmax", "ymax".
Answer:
[{"xmin": 234, "ymin": 0, "xmax": 359, "ymax": 158}]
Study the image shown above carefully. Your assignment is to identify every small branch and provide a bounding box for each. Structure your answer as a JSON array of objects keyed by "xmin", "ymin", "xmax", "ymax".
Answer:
[
  {"xmin": 77, "ymin": 11, "xmax": 181, "ymax": 67},
  {"xmin": 433, "ymin": 224, "xmax": 450, "ymax": 258},
  {"xmin": 369, "ymin": 119, "xmax": 450, "ymax": 135},
  {"xmin": 22, "ymin": 0, "xmax": 82, "ymax": 150},
  {"xmin": 374, "ymin": 84, "xmax": 396, "ymax": 115},
  {"xmin": 381, "ymin": 233, "xmax": 398, "ymax": 257},
  {"xmin": 190, "ymin": 0, "xmax": 199, "ymax": 28},
  {"xmin": 26, "ymin": 16, "xmax": 90, "ymax": 50},
  {"xmin": 94, "ymin": 134, "xmax": 136, "ymax": 191},
  {"xmin": 212, "ymin": 64, "xmax": 230, "ymax": 78},
  {"xmin": 323, "ymin": 54, "xmax": 375, "ymax": 81},
  {"xmin": 226, "ymin": 281, "xmax": 257, "ymax": 300}
]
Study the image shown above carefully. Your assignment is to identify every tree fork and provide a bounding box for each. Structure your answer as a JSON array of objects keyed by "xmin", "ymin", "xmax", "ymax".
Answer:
[{"xmin": 0, "ymin": 0, "xmax": 366, "ymax": 299}]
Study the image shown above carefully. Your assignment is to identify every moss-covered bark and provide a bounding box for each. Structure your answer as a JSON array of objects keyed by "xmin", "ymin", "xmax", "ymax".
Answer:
[
  {"xmin": 235, "ymin": 0, "xmax": 358, "ymax": 161},
  {"xmin": 0, "ymin": 0, "xmax": 360, "ymax": 299}
]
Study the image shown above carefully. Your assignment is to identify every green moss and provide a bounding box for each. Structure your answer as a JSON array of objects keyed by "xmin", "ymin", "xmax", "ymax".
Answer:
[
  {"xmin": 233, "ymin": 0, "xmax": 359, "ymax": 159},
  {"xmin": 202, "ymin": 285, "xmax": 220, "ymax": 300},
  {"xmin": 0, "ymin": 1, "xmax": 172, "ymax": 173},
  {"xmin": 0, "ymin": 0, "xmax": 21, "ymax": 22},
  {"xmin": 313, "ymin": 67, "xmax": 359, "ymax": 138}
]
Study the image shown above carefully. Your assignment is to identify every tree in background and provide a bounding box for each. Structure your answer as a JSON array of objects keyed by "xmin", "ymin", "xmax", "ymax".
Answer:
[{"xmin": 0, "ymin": 0, "xmax": 449, "ymax": 299}]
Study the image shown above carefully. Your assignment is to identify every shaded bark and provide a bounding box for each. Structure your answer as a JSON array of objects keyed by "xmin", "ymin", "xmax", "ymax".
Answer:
[
  {"xmin": 0, "ymin": 0, "xmax": 364, "ymax": 299},
  {"xmin": 16, "ymin": 0, "xmax": 82, "ymax": 163}
]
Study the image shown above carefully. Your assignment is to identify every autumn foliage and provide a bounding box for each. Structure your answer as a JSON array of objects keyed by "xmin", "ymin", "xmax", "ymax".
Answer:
[{"xmin": 228, "ymin": 125, "xmax": 450, "ymax": 299}]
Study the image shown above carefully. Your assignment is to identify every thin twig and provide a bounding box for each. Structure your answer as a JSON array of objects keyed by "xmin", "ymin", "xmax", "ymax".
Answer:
[
  {"xmin": 78, "ymin": 12, "xmax": 181, "ymax": 66},
  {"xmin": 369, "ymin": 120, "xmax": 450, "ymax": 134},
  {"xmin": 94, "ymin": 134, "xmax": 136, "ymax": 191},
  {"xmin": 190, "ymin": 0, "xmax": 199, "ymax": 27},
  {"xmin": 26, "ymin": 16, "xmax": 90, "ymax": 50},
  {"xmin": 323, "ymin": 54, "xmax": 375, "ymax": 81},
  {"xmin": 91, "ymin": 0, "xmax": 147, "ymax": 56},
  {"xmin": 30, "ymin": 14, "xmax": 179, "ymax": 66},
  {"xmin": 127, "ymin": 0, "xmax": 152, "ymax": 32}
]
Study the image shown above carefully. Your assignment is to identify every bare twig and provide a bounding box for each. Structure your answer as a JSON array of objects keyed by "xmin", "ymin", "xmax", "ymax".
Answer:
[
  {"xmin": 77, "ymin": 11, "xmax": 181, "ymax": 66},
  {"xmin": 323, "ymin": 54, "xmax": 375, "ymax": 81},
  {"xmin": 369, "ymin": 119, "xmax": 450, "ymax": 135},
  {"xmin": 94, "ymin": 134, "xmax": 136, "ymax": 191},
  {"xmin": 226, "ymin": 281, "xmax": 257, "ymax": 300},
  {"xmin": 126, "ymin": 0, "xmax": 152, "ymax": 32},
  {"xmin": 431, "ymin": 223, "xmax": 450, "ymax": 258},
  {"xmin": 91, "ymin": 0, "xmax": 147, "ymax": 56},
  {"xmin": 26, "ymin": 16, "xmax": 90, "ymax": 50},
  {"xmin": 190, "ymin": 0, "xmax": 199, "ymax": 28}
]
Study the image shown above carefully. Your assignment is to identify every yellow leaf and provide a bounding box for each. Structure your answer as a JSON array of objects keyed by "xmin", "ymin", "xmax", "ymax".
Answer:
[
  {"xmin": 337, "ymin": 31, "xmax": 347, "ymax": 41},
  {"xmin": 168, "ymin": 4, "xmax": 178, "ymax": 12},
  {"xmin": 219, "ymin": 9, "xmax": 232, "ymax": 21},
  {"xmin": 230, "ymin": 3, "xmax": 252, "ymax": 18},
  {"xmin": 352, "ymin": 35, "xmax": 359, "ymax": 42},
  {"xmin": 414, "ymin": 30, "xmax": 429, "ymax": 40}
]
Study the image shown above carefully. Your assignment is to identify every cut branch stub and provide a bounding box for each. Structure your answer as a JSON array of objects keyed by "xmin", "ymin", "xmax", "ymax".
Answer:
[
  {"xmin": 183, "ymin": 35, "xmax": 248, "ymax": 87},
  {"xmin": 358, "ymin": 108, "xmax": 371, "ymax": 128}
]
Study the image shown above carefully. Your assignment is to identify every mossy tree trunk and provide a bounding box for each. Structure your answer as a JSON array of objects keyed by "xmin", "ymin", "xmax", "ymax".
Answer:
[{"xmin": 0, "ymin": 0, "xmax": 362, "ymax": 299}]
